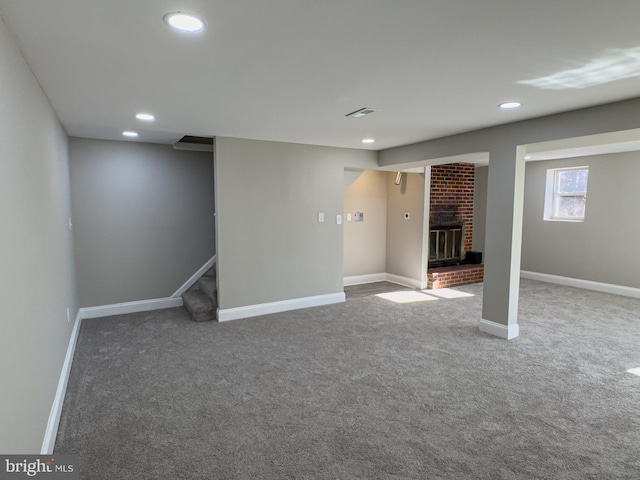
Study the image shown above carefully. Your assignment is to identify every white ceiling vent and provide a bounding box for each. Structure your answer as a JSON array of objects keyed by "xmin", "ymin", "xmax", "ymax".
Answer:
[
  {"xmin": 173, "ymin": 135, "xmax": 214, "ymax": 152},
  {"xmin": 345, "ymin": 107, "xmax": 376, "ymax": 118}
]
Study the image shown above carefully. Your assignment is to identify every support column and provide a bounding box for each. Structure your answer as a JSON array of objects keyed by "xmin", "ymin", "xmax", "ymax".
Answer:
[{"xmin": 479, "ymin": 145, "xmax": 526, "ymax": 339}]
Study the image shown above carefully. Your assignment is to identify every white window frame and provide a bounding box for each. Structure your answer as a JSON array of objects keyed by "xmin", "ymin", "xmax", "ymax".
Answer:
[{"xmin": 543, "ymin": 166, "xmax": 588, "ymax": 222}]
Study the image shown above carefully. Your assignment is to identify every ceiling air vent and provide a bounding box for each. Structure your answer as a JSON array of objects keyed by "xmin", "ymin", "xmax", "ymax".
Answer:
[
  {"xmin": 173, "ymin": 135, "xmax": 214, "ymax": 152},
  {"xmin": 345, "ymin": 107, "xmax": 376, "ymax": 118}
]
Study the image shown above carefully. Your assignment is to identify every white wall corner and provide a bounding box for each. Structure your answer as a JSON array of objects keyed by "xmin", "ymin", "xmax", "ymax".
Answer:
[
  {"xmin": 80, "ymin": 297, "xmax": 183, "ymax": 320},
  {"xmin": 171, "ymin": 255, "xmax": 217, "ymax": 298},
  {"xmin": 41, "ymin": 310, "xmax": 83, "ymax": 454},
  {"xmin": 217, "ymin": 292, "xmax": 345, "ymax": 322},
  {"xmin": 421, "ymin": 165, "xmax": 431, "ymax": 292},
  {"xmin": 520, "ymin": 270, "xmax": 640, "ymax": 299},
  {"xmin": 343, "ymin": 273, "xmax": 386, "ymax": 286},
  {"xmin": 385, "ymin": 273, "xmax": 423, "ymax": 289},
  {"xmin": 479, "ymin": 319, "xmax": 519, "ymax": 340}
]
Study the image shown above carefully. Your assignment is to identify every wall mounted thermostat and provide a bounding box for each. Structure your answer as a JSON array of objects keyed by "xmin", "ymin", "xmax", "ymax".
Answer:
[{"xmin": 354, "ymin": 212, "xmax": 364, "ymax": 222}]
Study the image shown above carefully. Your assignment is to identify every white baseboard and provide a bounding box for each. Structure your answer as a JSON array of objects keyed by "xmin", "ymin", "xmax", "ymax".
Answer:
[
  {"xmin": 41, "ymin": 310, "xmax": 82, "ymax": 454},
  {"xmin": 80, "ymin": 297, "xmax": 183, "ymax": 320},
  {"xmin": 343, "ymin": 273, "xmax": 425, "ymax": 289},
  {"xmin": 385, "ymin": 273, "xmax": 423, "ymax": 289},
  {"xmin": 479, "ymin": 319, "xmax": 519, "ymax": 340},
  {"xmin": 343, "ymin": 273, "xmax": 386, "ymax": 286},
  {"xmin": 520, "ymin": 270, "xmax": 640, "ymax": 299},
  {"xmin": 171, "ymin": 255, "xmax": 216, "ymax": 298},
  {"xmin": 218, "ymin": 292, "xmax": 346, "ymax": 322}
]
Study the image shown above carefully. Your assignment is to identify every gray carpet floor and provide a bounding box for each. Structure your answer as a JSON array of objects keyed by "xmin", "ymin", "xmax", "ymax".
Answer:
[{"xmin": 55, "ymin": 280, "xmax": 640, "ymax": 479}]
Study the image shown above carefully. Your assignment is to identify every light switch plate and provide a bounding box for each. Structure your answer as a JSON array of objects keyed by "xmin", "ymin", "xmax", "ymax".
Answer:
[
  {"xmin": 336, "ymin": 214, "xmax": 342, "ymax": 225},
  {"xmin": 318, "ymin": 212, "xmax": 325, "ymax": 223}
]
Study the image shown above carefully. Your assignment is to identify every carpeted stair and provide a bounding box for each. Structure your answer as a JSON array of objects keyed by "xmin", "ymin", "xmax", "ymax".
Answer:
[{"xmin": 181, "ymin": 265, "xmax": 217, "ymax": 322}]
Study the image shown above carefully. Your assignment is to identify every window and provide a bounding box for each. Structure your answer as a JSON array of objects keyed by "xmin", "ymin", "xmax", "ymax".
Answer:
[{"xmin": 544, "ymin": 166, "xmax": 589, "ymax": 221}]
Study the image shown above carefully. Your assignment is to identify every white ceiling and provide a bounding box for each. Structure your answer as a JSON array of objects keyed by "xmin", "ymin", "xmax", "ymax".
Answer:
[{"xmin": 1, "ymin": 0, "xmax": 640, "ymax": 150}]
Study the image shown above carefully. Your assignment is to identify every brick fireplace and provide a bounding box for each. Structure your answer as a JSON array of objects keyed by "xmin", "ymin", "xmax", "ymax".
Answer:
[{"xmin": 428, "ymin": 163, "xmax": 483, "ymax": 288}]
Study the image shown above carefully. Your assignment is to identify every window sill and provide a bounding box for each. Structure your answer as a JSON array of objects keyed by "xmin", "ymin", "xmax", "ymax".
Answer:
[{"xmin": 543, "ymin": 217, "xmax": 584, "ymax": 223}]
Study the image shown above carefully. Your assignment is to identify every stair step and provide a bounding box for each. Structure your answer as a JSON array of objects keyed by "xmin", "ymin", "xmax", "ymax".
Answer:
[
  {"xmin": 204, "ymin": 263, "xmax": 216, "ymax": 278},
  {"xmin": 197, "ymin": 276, "xmax": 217, "ymax": 305},
  {"xmin": 182, "ymin": 290, "xmax": 216, "ymax": 322}
]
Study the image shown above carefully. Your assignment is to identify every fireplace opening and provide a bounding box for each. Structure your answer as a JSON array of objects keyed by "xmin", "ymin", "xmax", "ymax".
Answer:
[{"xmin": 429, "ymin": 225, "xmax": 464, "ymax": 267}]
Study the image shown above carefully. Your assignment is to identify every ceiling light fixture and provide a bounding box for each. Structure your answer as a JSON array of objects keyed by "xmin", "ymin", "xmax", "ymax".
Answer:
[
  {"xmin": 362, "ymin": 138, "xmax": 375, "ymax": 144},
  {"xmin": 499, "ymin": 101, "xmax": 522, "ymax": 110},
  {"xmin": 122, "ymin": 131, "xmax": 139, "ymax": 138},
  {"xmin": 136, "ymin": 113, "xmax": 155, "ymax": 121},
  {"xmin": 164, "ymin": 12, "xmax": 205, "ymax": 32}
]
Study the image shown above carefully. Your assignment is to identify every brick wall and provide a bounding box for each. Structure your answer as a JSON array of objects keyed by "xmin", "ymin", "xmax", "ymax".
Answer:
[
  {"xmin": 429, "ymin": 163, "xmax": 475, "ymax": 254},
  {"xmin": 427, "ymin": 264, "xmax": 484, "ymax": 289}
]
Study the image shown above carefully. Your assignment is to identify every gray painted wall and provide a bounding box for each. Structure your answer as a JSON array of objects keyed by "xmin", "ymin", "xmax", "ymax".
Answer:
[
  {"xmin": 344, "ymin": 170, "xmax": 364, "ymax": 192},
  {"xmin": 473, "ymin": 166, "xmax": 488, "ymax": 253},
  {"xmin": 522, "ymin": 152, "xmax": 640, "ymax": 288},
  {"xmin": 386, "ymin": 172, "xmax": 426, "ymax": 282},
  {"xmin": 215, "ymin": 137, "xmax": 377, "ymax": 310},
  {"xmin": 0, "ymin": 17, "xmax": 78, "ymax": 452},
  {"xmin": 344, "ymin": 170, "xmax": 388, "ymax": 277},
  {"xmin": 70, "ymin": 138, "xmax": 214, "ymax": 307}
]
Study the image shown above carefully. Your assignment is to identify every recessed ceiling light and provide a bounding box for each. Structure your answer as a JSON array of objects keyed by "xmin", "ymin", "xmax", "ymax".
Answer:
[
  {"xmin": 136, "ymin": 113, "xmax": 155, "ymax": 121},
  {"xmin": 123, "ymin": 131, "xmax": 139, "ymax": 138},
  {"xmin": 164, "ymin": 12, "xmax": 205, "ymax": 32},
  {"xmin": 362, "ymin": 138, "xmax": 375, "ymax": 144},
  {"xmin": 499, "ymin": 101, "xmax": 522, "ymax": 110}
]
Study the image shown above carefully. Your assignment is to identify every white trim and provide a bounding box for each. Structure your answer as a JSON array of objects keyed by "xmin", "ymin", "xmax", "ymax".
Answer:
[
  {"xmin": 80, "ymin": 297, "xmax": 183, "ymax": 320},
  {"xmin": 343, "ymin": 273, "xmax": 386, "ymax": 286},
  {"xmin": 218, "ymin": 292, "xmax": 345, "ymax": 322},
  {"xmin": 41, "ymin": 310, "xmax": 82, "ymax": 454},
  {"xmin": 385, "ymin": 273, "xmax": 423, "ymax": 289},
  {"xmin": 344, "ymin": 273, "xmax": 425, "ymax": 289},
  {"xmin": 421, "ymin": 166, "xmax": 431, "ymax": 291},
  {"xmin": 520, "ymin": 270, "xmax": 640, "ymax": 299},
  {"xmin": 479, "ymin": 319, "xmax": 519, "ymax": 340},
  {"xmin": 171, "ymin": 255, "xmax": 216, "ymax": 298}
]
